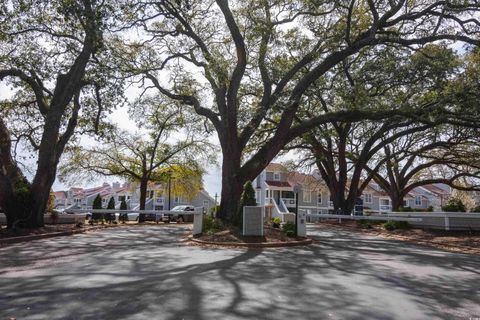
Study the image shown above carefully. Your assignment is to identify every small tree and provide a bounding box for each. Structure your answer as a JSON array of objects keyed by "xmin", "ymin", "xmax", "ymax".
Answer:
[
  {"xmin": 119, "ymin": 199, "xmax": 128, "ymax": 223},
  {"xmin": 105, "ymin": 197, "xmax": 116, "ymax": 223},
  {"xmin": 442, "ymin": 198, "xmax": 466, "ymax": 212},
  {"xmin": 107, "ymin": 197, "xmax": 115, "ymax": 209},
  {"xmin": 93, "ymin": 194, "xmax": 102, "ymax": 209},
  {"xmin": 92, "ymin": 194, "xmax": 103, "ymax": 223},
  {"xmin": 234, "ymin": 181, "xmax": 257, "ymax": 228}
]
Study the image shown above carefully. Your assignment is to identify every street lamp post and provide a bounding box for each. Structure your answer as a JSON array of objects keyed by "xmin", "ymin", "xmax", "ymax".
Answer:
[{"xmin": 293, "ymin": 185, "xmax": 300, "ymax": 236}]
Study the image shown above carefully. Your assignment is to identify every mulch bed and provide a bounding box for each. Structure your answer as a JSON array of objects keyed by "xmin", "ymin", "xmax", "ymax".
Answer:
[
  {"xmin": 318, "ymin": 219, "xmax": 480, "ymax": 255},
  {"xmin": 190, "ymin": 226, "xmax": 311, "ymax": 248},
  {"xmin": 0, "ymin": 223, "xmax": 85, "ymax": 239}
]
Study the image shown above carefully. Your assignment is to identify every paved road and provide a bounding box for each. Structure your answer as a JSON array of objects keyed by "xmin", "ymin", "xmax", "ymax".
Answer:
[{"xmin": 0, "ymin": 225, "xmax": 479, "ymax": 320}]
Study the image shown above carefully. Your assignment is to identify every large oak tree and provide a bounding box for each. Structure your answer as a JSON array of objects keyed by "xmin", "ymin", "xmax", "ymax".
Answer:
[
  {"xmin": 0, "ymin": 0, "xmax": 122, "ymax": 228},
  {"xmin": 121, "ymin": 0, "xmax": 480, "ymax": 221}
]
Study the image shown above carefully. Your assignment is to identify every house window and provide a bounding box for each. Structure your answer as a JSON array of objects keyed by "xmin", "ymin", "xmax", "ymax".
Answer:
[
  {"xmin": 403, "ymin": 200, "xmax": 408, "ymax": 207},
  {"xmin": 174, "ymin": 196, "xmax": 180, "ymax": 203},
  {"xmin": 380, "ymin": 199, "xmax": 390, "ymax": 206},
  {"xmin": 273, "ymin": 172, "xmax": 280, "ymax": 181},
  {"xmin": 255, "ymin": 190, "xmax": 261, "ymax": 202},
  {"xmin": 364, "ymin": 193, "xmax": 372, "ymax": 204},
  {"xmin": 203, "ymin": 200, "xmax": 209, "ymax": 209},
  {"xmin": 415, "ymin": 196, "xmax": 422, "ymax": 206},
  {"xmin": 303, "ymin": 189, "xmax": 311, "ymax": 202},
  {"xmin": 118, "ymin": 195, "xmax": 126, "ymax": 202},
  {"xmin": 317, "ymin": 192, "xmax": 323, "ymax": 205}
]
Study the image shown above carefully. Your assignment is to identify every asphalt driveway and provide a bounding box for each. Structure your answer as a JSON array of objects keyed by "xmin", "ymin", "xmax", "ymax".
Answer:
[{"xmin": 0, "ymin": 224, "xmax": 479, "ymax": 320}]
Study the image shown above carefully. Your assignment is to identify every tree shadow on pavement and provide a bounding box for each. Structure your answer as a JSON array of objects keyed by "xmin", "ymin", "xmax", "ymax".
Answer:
[{"xmin": 0, "ymin": 225, "xmax": 479, "ymax": 320}]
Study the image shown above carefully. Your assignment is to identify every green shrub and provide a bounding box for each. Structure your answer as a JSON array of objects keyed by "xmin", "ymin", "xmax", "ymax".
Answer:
[
  {"xmin": 271, "ymin": 217, "xmax": 281, "ymax": 228},
  {"xmin": 202, "ymin": 215, "xmax": 222, "ymax": 235},
  {"xmin": 234, "ymin": 181, "xmax": 257, "ymax": 228},
  {"xmin": 107, "ymin": 197, "xmax": 115, "ymax": 209},
  {"xmin": 120, "ymin": 200, "xmax": 127, "ymax": 210},
  {"xmin": 442, "ymin": 198, "xmax": 466, "ymax": 212},
  {"xmin": 50, "ymin": 210, "xmax": 59, "ymax": 224},
  {"xmin": 471, "ymin": 206, "xmax": 480, "ymax": 213},
  {"xmin": 282, "ymin": 221, "xmax": 296, "ymax": 237},
  {"xmin": 104, "ymin": 213, "xmax": 115, "ymax": 223},
  {"xmin": 209, "ymin": 205, "xmax": 220, "ymax": 217},
  {"xmin": 92, "ymin": 194, "xmax": 102, "ymax": 209},
  {"xmin": 399, "ymin": 206, "xmax": 413, "ymax": 212},
  {"xmin": 119, "ymin": 213, "xmax": 128, "ymax": 223},
  {"xmin": 384, "ymin": 220, "xmax": 409, "ymax": 231},
  {"xmin": 357, "ymin": 220, "xmax": 372, "ymax": 228}
]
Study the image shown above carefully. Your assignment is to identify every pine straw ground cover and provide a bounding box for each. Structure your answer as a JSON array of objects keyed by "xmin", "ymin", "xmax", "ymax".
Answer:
[{"xmin": 318, "ymin": 219, "xmax": 480, "ymax": 255}]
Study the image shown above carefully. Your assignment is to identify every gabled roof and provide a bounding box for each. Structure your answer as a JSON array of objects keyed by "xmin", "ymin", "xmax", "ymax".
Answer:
[
  {"xmin": 265, "ymin": 163, "xmax": 287, "ymax": 172},
  {"xmin": 363, "ymin": 183, "xmax": 388, "ymax": 196},
  {"xmin": 287, "ymin": 172, "xmax": 328, "ymax": 191},
  {"xmin": 421, "ymin": 184, "xmax": 451, "ymax": 195},
  {"xmin": 53, "ymin": 191, "xmax": 67, "ymax": 199},
  {"xmin": 265, "ymin": 180, "xmax": 292, "ymax": 188}
]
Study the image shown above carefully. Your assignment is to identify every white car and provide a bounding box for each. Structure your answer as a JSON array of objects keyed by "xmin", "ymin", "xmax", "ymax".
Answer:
[
  {"xmin": 163, "ymin": 205, "xmax": 196, "ymax": 223},
  {"xmin": 127, "ymin": 212, "xmax": 140, "ymax": 221}
]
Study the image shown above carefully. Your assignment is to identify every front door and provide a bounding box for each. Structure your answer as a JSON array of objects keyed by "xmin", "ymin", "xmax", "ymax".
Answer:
[{"xmin": 274, "ymin": 190, "xmax": 281, "ymax": 205}]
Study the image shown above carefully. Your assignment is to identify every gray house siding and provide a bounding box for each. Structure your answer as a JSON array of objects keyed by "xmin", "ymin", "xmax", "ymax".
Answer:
[{"xmin": 265, "ymin": 171, "xmax": 288, "ymax": 182}]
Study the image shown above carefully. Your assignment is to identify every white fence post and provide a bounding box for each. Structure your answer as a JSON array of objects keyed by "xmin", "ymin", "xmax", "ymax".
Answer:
[
  {"xmin": 444, "ymin": 215, "xmax": 450, "ymax": 231},
  {"xmin": 192, "ymin": 212, "xmax": 203, "ymax": 235},
  {"xmin": 297, "ymin": 210, "xmax": 307, "ymax": 237}
]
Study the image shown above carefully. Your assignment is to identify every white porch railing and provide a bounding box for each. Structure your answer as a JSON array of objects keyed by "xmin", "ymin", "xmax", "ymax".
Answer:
[
  {"xmin": 379, "ymin": 205, "xmax": 392, "ymax": 212},
  {"xmin": 282, "ymin": 198, "xmax": 296, "ymax": 207}
]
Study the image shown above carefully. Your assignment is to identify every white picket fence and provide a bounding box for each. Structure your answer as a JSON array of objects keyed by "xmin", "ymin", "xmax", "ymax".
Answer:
[{"xmin": 307, "ymin": 211, "xmax": 480, "ymax": 231}]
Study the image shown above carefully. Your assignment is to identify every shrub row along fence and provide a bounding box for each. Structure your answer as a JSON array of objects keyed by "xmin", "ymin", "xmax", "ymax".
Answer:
[{"xmin": 306, "ymin": 211, "xmax": 480, "ymax": 231}]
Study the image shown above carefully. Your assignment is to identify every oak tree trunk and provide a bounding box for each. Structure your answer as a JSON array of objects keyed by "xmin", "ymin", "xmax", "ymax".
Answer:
[
  {"xmin": 217, "ymin": 154, "xmax": 244, "ymax": 223},
  {"xmin": 139, "ymin": 177, "xmax": 148, "ymax": 211}
]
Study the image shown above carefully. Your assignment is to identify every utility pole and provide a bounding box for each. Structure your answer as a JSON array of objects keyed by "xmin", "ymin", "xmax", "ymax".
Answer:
[{"xmin": 214, "ymin": 193, "xmax": 218, "ymax": 217}]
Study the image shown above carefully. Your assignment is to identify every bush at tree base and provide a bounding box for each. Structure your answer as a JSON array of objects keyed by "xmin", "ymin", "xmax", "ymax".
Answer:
[
  {"xmin": 282, "ymin": 221, "xmax": 296, "ymax": 237},
  {"xmin": 384, "ymin": 220, "xmax": 410, "ymax": 231},
  {"xmin": 209, "ymin": 205, "xmax": 220, "ymax": 217},
  {"xmin": 234, "ymin": 181, "xmax": 257, "ymax": 229},
  {"xmin": 5, "ymin": 181, "xmax": 33, "ymax": 228},
  {"xmin": 203, "ymin": 215, "xmax": 222, "ymax": 235},
  {"xmin": 442, "ymin": 198, "xmax": 466, "ymax": 212}
]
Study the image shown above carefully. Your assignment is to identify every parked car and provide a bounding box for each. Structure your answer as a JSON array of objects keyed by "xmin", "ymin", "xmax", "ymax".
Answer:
[
  {"xmin": 163, "ymin": 205, "xmax": 196, "ymax": 223},
  {"xmin": 142, "ymin": 212, "xmax": 162, "ymax": 223},
  {"xmin": 127, "ymin": 212, "xmax": 140, "ymax": 221}
]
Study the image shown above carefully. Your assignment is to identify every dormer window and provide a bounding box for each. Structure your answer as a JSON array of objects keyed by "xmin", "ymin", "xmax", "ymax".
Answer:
[{"xmin": 274, "ymin": 172, "xmax": 280, "ymax": 181}]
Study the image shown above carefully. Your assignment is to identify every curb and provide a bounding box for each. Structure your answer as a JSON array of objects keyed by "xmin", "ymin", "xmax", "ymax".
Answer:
[
  {"xmin": 0, "ymin": 224, "xmax": 119, "ymax": 246},
  {"xmin": 189, "ymin": 237, "xmax": 312, "ymax": 248}
]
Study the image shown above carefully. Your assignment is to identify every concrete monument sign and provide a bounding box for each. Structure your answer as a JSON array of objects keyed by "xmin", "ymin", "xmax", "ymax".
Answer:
[{"xmin": 243, "ymin": 206, "xmax": 264, "ymax": 236}]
